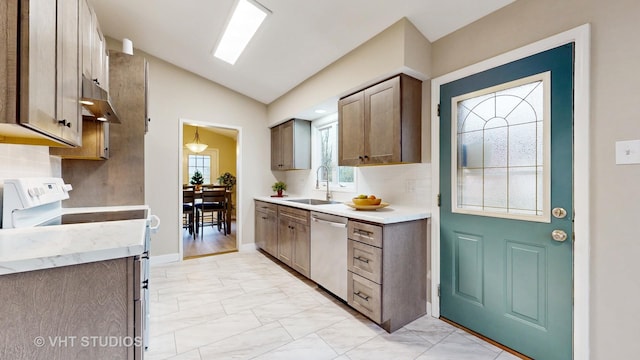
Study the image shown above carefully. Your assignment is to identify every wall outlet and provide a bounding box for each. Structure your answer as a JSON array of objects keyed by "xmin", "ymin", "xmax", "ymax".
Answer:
[{"xmin": 615, "ymin": 140, "xmax": 640, "ymax": 165}]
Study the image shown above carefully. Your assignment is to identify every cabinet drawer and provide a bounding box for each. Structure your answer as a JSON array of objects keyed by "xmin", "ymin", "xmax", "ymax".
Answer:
[
  {"xmin": 348, "ymin": 239, "xmax": 382, "ymax": 284},
  {"xmin": 278, "ymin": 205, "xmax": 309, "ymax": 225},
  {"xmin": 348, "ymin": 221, "xmax": 382, "ymax": 247},
  {"xmin": 255, "ymin": 201, "xmax": 277, "ymax": 215},
  {"xmin": 347, "ymin": 272, "xmax": 381, "ymax": 323}
]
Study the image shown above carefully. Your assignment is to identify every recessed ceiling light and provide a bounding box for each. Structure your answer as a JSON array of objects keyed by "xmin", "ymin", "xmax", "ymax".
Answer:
[
  {"xmin": 314, "ymin": 109, "xmax": 327, "ymax": 114},
  {"xmin": 213, "ymin": 0, "xmax": 271, "ymax": 65}
]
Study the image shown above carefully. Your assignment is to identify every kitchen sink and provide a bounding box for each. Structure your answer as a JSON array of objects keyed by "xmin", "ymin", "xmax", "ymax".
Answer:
[{"xmin": 285, "ymin": 198, "xmax": 341, "ymax": 205}]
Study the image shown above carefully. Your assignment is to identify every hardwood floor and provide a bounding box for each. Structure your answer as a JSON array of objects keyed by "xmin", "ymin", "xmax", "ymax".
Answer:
[{"xmin": 183, "ymin": 220, "xmax": 237, "ymax": 259}]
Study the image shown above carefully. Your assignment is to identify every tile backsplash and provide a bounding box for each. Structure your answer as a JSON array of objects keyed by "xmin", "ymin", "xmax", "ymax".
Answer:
[
  {"xmin": 0, "ymin": 144, "xmax": 61, "ymax": 181},
  {"xmin": 284, "ymin": 162, "xmax": 432, "ymax": 210}
]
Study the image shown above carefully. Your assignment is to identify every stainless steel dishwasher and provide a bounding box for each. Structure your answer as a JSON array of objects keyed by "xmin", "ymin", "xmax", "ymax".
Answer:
[{"xmin": 310, "ymin": 211, "xmax": 348, "ymax": 301}]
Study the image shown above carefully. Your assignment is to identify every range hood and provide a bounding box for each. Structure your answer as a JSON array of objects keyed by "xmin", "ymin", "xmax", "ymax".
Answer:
[{"xmin": 80, "ymin": 76, "xmax": 121, "ymax": 123}]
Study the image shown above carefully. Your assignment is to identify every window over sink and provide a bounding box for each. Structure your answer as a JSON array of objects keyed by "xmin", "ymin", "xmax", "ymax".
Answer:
[{"xmin": 312, "ymin": 113, "xmax": 355, "ymax": 192}]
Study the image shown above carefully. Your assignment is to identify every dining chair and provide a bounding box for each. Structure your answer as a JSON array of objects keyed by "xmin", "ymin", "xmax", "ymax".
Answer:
[
  {"xmin": 196, "ymin": 188, "xmax": 227, "ymax": 236},
  {"xmin": 182, "ymin": 188, "xmax": 196, "ymax": 235}
]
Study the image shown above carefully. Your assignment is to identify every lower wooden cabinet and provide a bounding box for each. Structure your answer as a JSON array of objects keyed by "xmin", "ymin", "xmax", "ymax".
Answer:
[
  {"xmin": 348, "ymin": 272, "xmax": 382, "ymax": 323},
  {"xmin": 254, "ymin": 200, "xmax": 428, "ymax": 333},
  {"xmin": 0, "ymin": 257, "xmax": 143, "ymax": 359},
  {"xmin": 255, "ymin": 201, "xmax": 278, "ymax": 257},
  {"xmin": 277, "ymin": 205, "xmax": 310, "ymax": 277},
  {"xmin": 254, "ymin": 201, "xmax": 311, "ymax": 278},
  {"xmin": 347, "ymin": 218, "xmax": 427, "ymax": 332}
]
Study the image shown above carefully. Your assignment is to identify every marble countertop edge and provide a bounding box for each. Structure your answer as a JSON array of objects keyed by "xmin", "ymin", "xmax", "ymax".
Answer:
[
  {"xmin": 0, "ymin": 218, "xmax": 148, "ymax": 276},
  {"xmin": 254, "ymin": 196, "xmax": 430, "ymax": 224}
]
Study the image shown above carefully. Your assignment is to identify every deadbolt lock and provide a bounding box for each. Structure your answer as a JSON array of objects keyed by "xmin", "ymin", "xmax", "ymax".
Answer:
[{"xmin": 552, "ymin": 207, "xmax": 567, "ymax": 219}]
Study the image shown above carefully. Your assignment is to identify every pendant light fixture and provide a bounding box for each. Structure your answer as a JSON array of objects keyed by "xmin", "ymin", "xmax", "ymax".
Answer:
[{"xmin": 185, "ymin": 126, "xmax": 208, "ymax": 153}]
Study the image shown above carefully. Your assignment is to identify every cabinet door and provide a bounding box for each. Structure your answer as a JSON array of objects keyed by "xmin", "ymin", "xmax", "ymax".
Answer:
[
  {"xmin": 255, "ymin": 211, "xmax": 267, "ymax": 250},
  {"xmin": 80, "ymin": 0, "xmax": 92, "ymax": 79},
  {"xmin": 21, "ymin": 0, "xmax": 59, "ymax": 138},
  {"xmin": 264, "ymin": 214, "xmax": 278, "ymax": 257},
  {"xmin": 91, "ymin": 11, "xmax": 106, "ymax": 88},
  {"xmin": 270, "ymin": 126, "xmax": 281, "ymax": 170},
  {"xmin": 256, "ymin": 206, "xmax": 278, "ymax": 257},
  {"xmin": 364, "ymin": 76, "xmax": 400, "ymax": 164},
  {"xmin": 0, "ymin": 258, "xmax": 131, "ymax": 359},
  {"xmin": 277, "ymin": 218, "xmax": 293, "ymax": 266},
  {"xmin": 58, "ymin": 0, "xmax": 81, "ymax": 145},
  {"xmin": 279, "ymin": 120, "xmax": 295, "ymax": 169},
  {"xmin": 338, "ymin": 91, "xmax": 365, "ymax": 166},
  {"xmin": 291, "ymin": 223, "xmax": 310, "ymax": 277}
]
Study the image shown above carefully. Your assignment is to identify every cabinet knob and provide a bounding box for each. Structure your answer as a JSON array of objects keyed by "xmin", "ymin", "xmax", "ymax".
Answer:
[
  {"xmin": 58, "ymin": 119, "xmax": 72, "ymax": 128},
  {"xmin": 358, "ymin": 156, "xmax": 364, "ymax": 161},
  {"xmin": 364, "ymin": 155, "xmax": 369, "ymax": 160},
  {"xmin": 92, "ymin": 78, "xmax": 100, "ymax": 86}
]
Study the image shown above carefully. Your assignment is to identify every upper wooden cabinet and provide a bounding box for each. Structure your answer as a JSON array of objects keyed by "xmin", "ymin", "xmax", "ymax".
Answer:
[
  {"xmin": 338, "ymin": 74, "xmax": 422, "ymax": 166},
  {"xmin": 50, "ymin": 118, "xmax": 109, "ymax": 160},
  {"xmin": 81, "ymin": 0, "xmax": 108, "ymax": 91},
  {"xmin": 270, "ymin": 119, "xmax": 311, "ymax": 171},
  {"xmin": 0, "ymin": 0, "xmax": 82, "ymax": 147}
]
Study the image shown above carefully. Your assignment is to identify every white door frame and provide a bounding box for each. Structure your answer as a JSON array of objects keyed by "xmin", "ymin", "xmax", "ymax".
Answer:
[
  {"xmin": 178, "ymin": 118, "xmax": 243, "ymax": 259},
  {"xmin": 430, "ymin": 24, "xmax": 591, "ymax": 359}
]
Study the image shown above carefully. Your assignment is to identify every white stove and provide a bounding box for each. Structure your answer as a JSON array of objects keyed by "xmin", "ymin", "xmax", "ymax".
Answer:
[
  {"xmin": 2, "ymin": 177, "xmax": 73, "ymax": 228},
  {"xmin": 1, "ymin": 177, "xmax": 156, "ymax": 352},
  {"xmin": 1, "ymin": 177, "xmax": 151, "ymax": 228}
]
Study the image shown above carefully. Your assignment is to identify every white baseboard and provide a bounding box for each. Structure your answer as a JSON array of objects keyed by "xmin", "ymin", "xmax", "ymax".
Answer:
[{"xmin": 150, "ymin": 253, "xmax": 180, "ymax": 265}]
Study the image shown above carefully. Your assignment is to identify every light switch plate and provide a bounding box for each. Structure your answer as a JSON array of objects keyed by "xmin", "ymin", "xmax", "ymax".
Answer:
[{"xmin": 615, "ymin": 140, "xmax": 640, "ymax": 165}]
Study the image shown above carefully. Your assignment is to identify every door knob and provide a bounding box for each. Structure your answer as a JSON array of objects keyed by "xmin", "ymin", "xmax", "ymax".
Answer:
[{"xmin": 551, "ymin": 229, "xmax": 568, "ymax": 242}]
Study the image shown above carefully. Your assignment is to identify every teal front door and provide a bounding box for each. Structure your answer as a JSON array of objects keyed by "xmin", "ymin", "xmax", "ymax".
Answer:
[{"xmin": 439, "ymin": 44, "xmax": 574, "ymax": 359}]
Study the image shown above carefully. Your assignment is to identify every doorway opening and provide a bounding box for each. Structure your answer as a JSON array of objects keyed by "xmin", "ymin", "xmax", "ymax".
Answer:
[{"xmin": 180, "ymin": 121, "xmax": 240, "ymax": 259}]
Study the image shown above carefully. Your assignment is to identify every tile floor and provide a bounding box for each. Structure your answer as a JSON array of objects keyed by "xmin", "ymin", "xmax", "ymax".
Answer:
[{"xmin": 147, "ymin": 250, "xmax": 522, "ymax": 360}]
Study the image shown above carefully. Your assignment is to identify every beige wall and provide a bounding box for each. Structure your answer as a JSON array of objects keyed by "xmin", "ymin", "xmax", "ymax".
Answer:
[
  {"xmin": 107, "ymin": 38, "xmax": 274, "ymax": 257},
  {"xmin": 431, "ymin": 0, "xmax": 640, "ymax": 357}
]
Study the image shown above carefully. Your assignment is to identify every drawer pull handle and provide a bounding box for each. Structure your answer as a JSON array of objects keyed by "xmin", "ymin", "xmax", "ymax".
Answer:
[
  {"xmin": 355, "ymin": 229, "xmax": 372, "ymax": 236},
  {"xmin": 354, "ymin": 291, "xmax": 370, "ymax": 301},
  {"xmin": 354, "ymin": 256, "xmax": 370, "ymax": 263}
]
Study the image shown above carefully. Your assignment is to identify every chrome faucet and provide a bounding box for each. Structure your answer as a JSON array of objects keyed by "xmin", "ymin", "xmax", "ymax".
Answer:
[{"xmin": 316, "ymin": 165, "xmax": 331, "ymax": 201}]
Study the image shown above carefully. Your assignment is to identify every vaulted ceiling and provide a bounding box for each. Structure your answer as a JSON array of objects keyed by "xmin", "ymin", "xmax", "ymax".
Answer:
[{"xmin": 89, "ymin": 0, "xmax": 515, "ymax": 105}]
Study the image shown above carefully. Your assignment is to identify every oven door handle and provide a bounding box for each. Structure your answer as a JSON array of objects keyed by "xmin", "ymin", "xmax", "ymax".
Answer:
[{"xmin": 149, "ymin": 214, "xmax": 161, "ymax": 232}]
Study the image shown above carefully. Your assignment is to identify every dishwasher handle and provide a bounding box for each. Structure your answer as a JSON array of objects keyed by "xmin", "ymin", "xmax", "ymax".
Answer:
[{"xmin": 312, "ymin": 216, "xmax": 347, "ymax": 228}]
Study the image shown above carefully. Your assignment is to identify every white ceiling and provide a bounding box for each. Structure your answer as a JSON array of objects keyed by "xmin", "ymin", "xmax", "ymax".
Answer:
[{"xmin": 89, "ymin": 0, "xmax": 514, "ymax": 107}]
